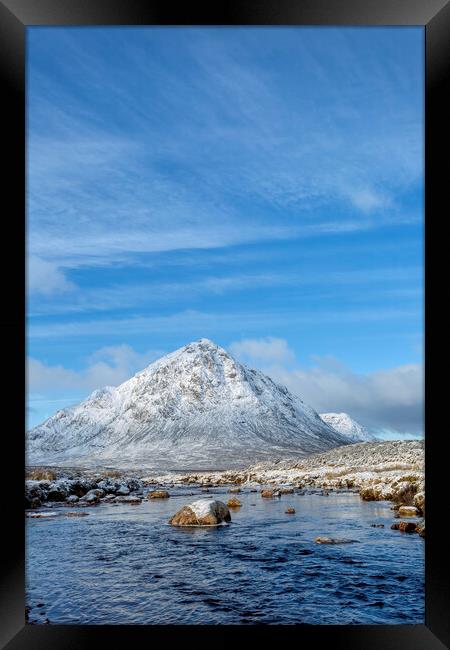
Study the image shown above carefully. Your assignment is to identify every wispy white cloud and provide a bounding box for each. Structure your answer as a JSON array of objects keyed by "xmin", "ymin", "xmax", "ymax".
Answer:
[
  {"xmin": 27, "ymin": 27, "xmax": 423, "ymax": 287},
  {"xmin": 27, "ymin": 265, "xmax": 422, "ymax": 315},
  {"xmin": 27, "ymin": 256, "xmax": 76, "ymax": 295},
  {"xmin": 27, "ymin": 344, "xmax": 163, "ymax": 395},
  {"xmin": 28, "ymin": 305, "xmax": 420, "ymax": 340}
]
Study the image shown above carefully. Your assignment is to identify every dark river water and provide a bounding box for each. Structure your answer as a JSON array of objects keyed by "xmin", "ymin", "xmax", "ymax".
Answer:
[{"xmin": 26, "ymin": 488, "xmax": 424, "ymax": 625}]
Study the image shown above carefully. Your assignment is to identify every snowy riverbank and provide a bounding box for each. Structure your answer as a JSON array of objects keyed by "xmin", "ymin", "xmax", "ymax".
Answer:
[{"xmin": 26, "ymin": 440, "xmax": 424, "ymax": 521}]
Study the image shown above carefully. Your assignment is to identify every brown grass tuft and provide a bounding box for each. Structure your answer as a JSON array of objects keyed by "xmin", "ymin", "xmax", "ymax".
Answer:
[{"xmin": 26, "ymin": 469, "xmax": 57, "ymax": 481}]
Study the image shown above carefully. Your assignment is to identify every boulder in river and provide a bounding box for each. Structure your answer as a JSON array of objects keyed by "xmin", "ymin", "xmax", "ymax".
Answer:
[
  {"xmin": 228, "ymin": 487, "xmax": 241, "ymax": 494},
  {"xmin": 169, "ymin": 499, "xmax": 231, "ymax": 526},
  {"xmin": 261, "ymin": 489, "xmax": 274, "ymax": 498},
  {"xmin": 285, "ymin": 507, "xmax": 296, "ymax": 514},
  {"xmin": 399, "ymin": 521, "xmax": 417, "ymax": 533},
  {"xmin": 114, "ymin": 495, "xmax": 142, "ymax": 504},
  {"xmin": 148, "ymin": 490, "xmax": 170, "ymax": 499},
  {"xmin": 80, "ymin": 489, "xmax": 104, "ymax": 504},
  {"xmin": 227, "ymin": 497, "xmax": 242, "ymax": 508},
  {"xmin": 398, "ymin": 506, "xmax": 419, "ymax": 517},
  {"xmin": 315, "ymin": 537, "xmax": 357, "ymax": 544},
  {"xmin": 26, "ymin": 512, "xmax": 59, "ymax": 519}
]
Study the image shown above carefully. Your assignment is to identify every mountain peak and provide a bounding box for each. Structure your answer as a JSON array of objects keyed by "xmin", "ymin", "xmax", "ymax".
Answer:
[
  {"xmin": 195, "ymin": 338, "xmax": 217, "ymax": 346},
  {"xmin": 320, "ymin": 412, "xmax": 376, "ymax": 443},
  {"xmin": 28, "ymin": 341, "xmax": 351, "ymax": 470}
]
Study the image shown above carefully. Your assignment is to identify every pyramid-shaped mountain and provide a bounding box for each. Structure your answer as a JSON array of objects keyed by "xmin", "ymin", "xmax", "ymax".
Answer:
[{"xmin": 27, "ymin": 339, "xmax": 350, "ymax": 470}]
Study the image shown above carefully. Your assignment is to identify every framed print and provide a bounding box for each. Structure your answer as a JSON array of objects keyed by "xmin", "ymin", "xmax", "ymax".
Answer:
[{"xmin": 1, "ymin": 0, "xmax": 449, "ymax": 648}]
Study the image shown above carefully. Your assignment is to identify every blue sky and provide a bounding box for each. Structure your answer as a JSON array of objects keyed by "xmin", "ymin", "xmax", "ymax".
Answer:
[{"xmin": 26, "ymin": 27, "xmax": 424, "ymax": 437}]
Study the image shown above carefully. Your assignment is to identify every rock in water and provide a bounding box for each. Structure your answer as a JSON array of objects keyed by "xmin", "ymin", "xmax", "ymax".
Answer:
[
  {"xmin": 227, "ymin": 497, "xmax": 242, "ymax": 508},
  {"xmin": 27, "ymin": 339, "xmax": 350, "ymax": 470},
  {"xmin": 169, "ymin": 499, "xmax": 231, "ymax": 526},
  {"xmin": 398, "ymin": 506, "xmax": 419, "ymax": 517},
  {"xmin": 147, "ymin": 490, "xmax": 170, "ymax": 499},
  {"xmin": 315, "ymin": 536, "xmax": 358, "ymax": 544}
]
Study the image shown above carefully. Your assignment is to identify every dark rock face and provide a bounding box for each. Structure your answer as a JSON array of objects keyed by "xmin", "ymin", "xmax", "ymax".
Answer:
[
  {"xmin": 47, "ymin": 487, "xmax": 68, "ymax": 502},
  {"xmin": 25, "ymin": 496, "xmax": 41, "ymax": 509}
]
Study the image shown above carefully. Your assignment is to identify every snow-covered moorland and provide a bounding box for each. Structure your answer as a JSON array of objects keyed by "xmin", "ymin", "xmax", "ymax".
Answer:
[{"xmin": 145, "ymin": 440, "xmax": 424, "ymax": 513}]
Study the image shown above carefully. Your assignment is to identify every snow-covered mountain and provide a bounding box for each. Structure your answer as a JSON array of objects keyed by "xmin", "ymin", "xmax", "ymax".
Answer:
[
  {"xmin": 319, "ymin": 412, "xmax": 377, "ymax": 443},
  {"xmin": 27, "ymin": 338, "xmax": 351, "ymax": 470}
]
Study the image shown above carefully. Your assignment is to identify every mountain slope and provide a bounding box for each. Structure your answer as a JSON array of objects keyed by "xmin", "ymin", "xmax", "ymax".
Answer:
[
  {"xmin": 27, "ymin": 339, "xmax": 350, "ymax": 470},
  {"xmin": 319, "ymin": 412, "xmax": 377, "ymax": 443}
]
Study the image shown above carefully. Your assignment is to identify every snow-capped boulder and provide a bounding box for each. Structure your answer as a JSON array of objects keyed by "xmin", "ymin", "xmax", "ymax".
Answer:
[
  {"xmin": 398, "ymin": 506, "xmax": 419, "ymax": 517},
  {"xmin": 169, "ymin": 499, "xmax": 231, "ymax": 526},
  {"xmin": 47, "ymin": 483, "xmax": 69, "ymax": 502},
  {"xmin": 315, "ymin": 537, "xmax": 358, "ymax": 544},
  {"xmin": 80, "ymin": 489, "xmax": 104, "ymax": 504}
]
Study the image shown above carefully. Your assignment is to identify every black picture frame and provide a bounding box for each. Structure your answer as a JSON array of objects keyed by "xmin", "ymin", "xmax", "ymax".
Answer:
[{"xmin": 1, "ymin": 1, "xmax": 448, "ymax": 647}]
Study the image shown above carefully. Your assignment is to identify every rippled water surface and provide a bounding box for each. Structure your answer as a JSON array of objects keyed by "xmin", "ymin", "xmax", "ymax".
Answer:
[{"xmin": 26, "ymin": 489, "xmax": 424, "ymax": 624}]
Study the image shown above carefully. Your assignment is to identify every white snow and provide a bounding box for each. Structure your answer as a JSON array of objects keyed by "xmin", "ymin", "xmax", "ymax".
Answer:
[
  {"xmin": 319, "ymin": 412, "xmax": 377, "ymax": 443},
  {"xmin": 27, "ymin": 338, "xmax": 350, "ymax": 470},
  {"xmin": 188, "ymin": 499, "xmax": 216, "ymax": 519}
]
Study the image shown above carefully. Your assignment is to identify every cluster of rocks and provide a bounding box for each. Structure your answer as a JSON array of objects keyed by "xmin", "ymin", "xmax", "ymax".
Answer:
[
  {"xmin": 25, "ymin": 472, "xmax": 150, "ymax": 509},
  {"xmin": 141, "ymin": 440, "xmax": 425, "ymax": 538}
]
